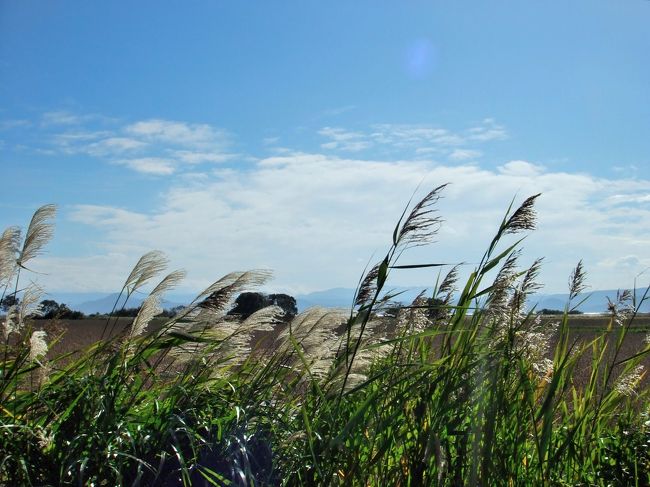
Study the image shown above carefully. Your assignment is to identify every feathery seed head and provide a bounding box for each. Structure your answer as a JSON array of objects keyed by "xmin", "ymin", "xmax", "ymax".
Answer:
[
  {"xmin": 123, "ymin": 250, "xmax": 169, "ymax": 295},
  {"xmin": 2, "ymin": 305, "xmax": 18, "ymax": 340},
  {"xmin": 487, "ymin": 251, "xmax": 520, "ymax": 315},
  {"xmin": 240, "ymin": 305, "xmax": 283, "ymax": 332},
  {"xmin": 197, "ymin": 270, "xmax": 273, "ymax": 316},
  {"xmin": 532, "ymin": 358, "xmax": 554, "ymax": 383},
  {"xmin": 29, "ymin": 330, "xmax": 48, "ymax": 361},
  {"xmin": 150, "ymin": 269, "xmax": 186, "ymax": 297},
  {"xmin": 355, "ymin": 262, "xmax": 380, "ymax": 307},
  {"xmin": 568, "ymin": 260, "xmax": 587, "ymax": 301},
  {"xmin": 0, "ymin": 226, "xmax": 21, "ymax": 286},
  {"xmin": 17, "ymin": 204, "xmax": 57, "ymax": 268},
  {"xmin": 607, "ymin": 289, "xmax": 634, "ymax": 326},
  {"xmin": 503, "ymin": 194, "xmax": 540, "ymax": 235},
  {"xmin": 615, "ymin": 365, "xmax": 645, "ymax": 397},
  {"xmin": 510, "ymin": 258, "xmax": 544, "ymax": 313},
  {"xmin": 17, "ymin": 284, "xmax": 45, "ymax": 330},
  {"xmin": 438, "ymin": 265, "xmax": 459, "ymax": 298},
  {"xmin": 130, "ymin": 294, "xmax": 162, "ymax": 339},
  {"xmin": 397, "ymin": 184, "xmax": 446, "ymax": 247}
]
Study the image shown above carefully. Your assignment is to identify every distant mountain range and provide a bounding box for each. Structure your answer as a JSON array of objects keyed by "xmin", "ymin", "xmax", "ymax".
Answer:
[
  {"xmin": 49, "ymin": 292, "xmax": 193, "ymax": 315},
  {"xmin": 297, "ymin": 287, "xmax": 650, "ymax": 314},
  {"xmin": 50, "ymin": 287, "xmax": 649, "ymax": 315}
]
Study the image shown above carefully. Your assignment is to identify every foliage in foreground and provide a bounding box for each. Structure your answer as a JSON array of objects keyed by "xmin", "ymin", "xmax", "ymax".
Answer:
[{"xmin": 1, "ymin": 191, "xmax": 649, "ymax": 486}]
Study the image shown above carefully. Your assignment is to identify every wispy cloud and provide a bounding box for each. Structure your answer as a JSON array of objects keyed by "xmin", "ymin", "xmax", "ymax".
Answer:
[
  {"xmin": 125, "ymin": 119, "xmax": 230, "ymax": 150},
  {"xmin": 322, "ymin": 105, "xmax": 356, "ymax": 117},
  {"xmin": 318, "ymin": 119, "xmax": 506, "ymax": 159},
  {"xmin": 30, "ymin": 111, "xmax": 234, "ymax": 175},
  {"xmin": 318, "ymin": 127, "xmax": 371, "ymax": 151},
  {"xmin": 448, "ymin": 149, "xmax": 482, "ymax": 161},
  {"xmin": 466, "ymin": 118, "xmax": 508, "ymax": 142},
  {"xmin": 0, "ymin": 119, "xmax": 31, "ymax": 130},
  {"xmin": 41, "ymin": 110, "xmax": 99, "ymax": 126},
  {"xmin": 117, "ymin": 157, "xmax": 176, "ymax": 175}
]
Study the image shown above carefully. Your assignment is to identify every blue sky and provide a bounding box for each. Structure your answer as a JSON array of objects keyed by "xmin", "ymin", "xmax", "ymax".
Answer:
[{"xmin": 1, "ymin": 0, "xmax": 649, "ymax": 296}]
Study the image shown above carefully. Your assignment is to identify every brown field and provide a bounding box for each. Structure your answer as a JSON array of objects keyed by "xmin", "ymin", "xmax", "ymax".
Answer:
[{"xmin": 35, "ymin": 313, "xmax": 650, "ymax": 391}]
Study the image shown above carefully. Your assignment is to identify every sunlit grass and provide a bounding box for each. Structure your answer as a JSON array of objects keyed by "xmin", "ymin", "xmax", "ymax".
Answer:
[{"xmin": 1, "ymin": 190, "xmax": 649, "ymax": 486}]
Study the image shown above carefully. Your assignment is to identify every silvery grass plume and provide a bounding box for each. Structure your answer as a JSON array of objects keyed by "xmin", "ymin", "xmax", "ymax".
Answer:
[
  {"xmin": 0, "ymin": 226, "xmax": 21, "ymax": 288},
  {"xmin": 239, "ymin": 304, "xmax": 284, "ymax": 333},
  {"xmin": 123, "ymin": 250, "xmax": 169, "ymax": 296},
  {"xmin": 607, "ymin": 289, "xmax": 634, "ymax": 327},
  {"xmin": 395, "ymin": 184, "xmax": 446, "ymax": 248},
  {"xmin": 395, "ymin": 292, "xmax": 434, "ymax": 335},
  {"xmin": 485, "ymin": 250, "xmax": 521, "ymax": 322},
  {"xmin": 484, "ymin": 256, "xmax": 556, "ymax": 383},
  {"xmin": 170, "ymin": 305, "xmax": 284, "ymax": 372},
  {"xmin": 509, "ymin": 257, "xmax": 544, "ymax": 315},
  {"xmin": 277, "ymin": 307, "xmax": 345, "ymax": 354},
  {"xmin": 129, "ymin": 269, "xmax": 186, "ymax": 339},
  {"xmin": 615, "ymin": 365, "xmax": 645, "ymax": 397},
  {"xmin": 164, "ymin": 270, "xmax": 274, "ymax": 372},
  {"xmin": 16, "ymin": 204, "xmax": 56, "ymax": 270},
  {"xmin": 20, "ymin": 284, "xmax": 44, "ymax": 323},
  {"xmin": 514, "ymin": 315, "xmax": 558, "ymax": 383},
  {"xmin": 129, "ymin": 294, "xmax": 163, "ymax": 340},
  {"xmin": 175, "ymin": 270, "xmax": 274, "ymax": 327},
  {"xmin": 2, "ymin": 284, "xmax": 44, "ymax": 340},
  {"xmin": 29, "ymin": 330, "xmax": 48, "ymax": 362},
  {"xmin": 323, "ymin": 314, "xmax": 389, "ymax": 387},
  {"xmin": 2, "ymin": 305, "xmax": 18, "ymax": 341},
  {"xmin": 276, "ymin": 307, "xmax": 346, "ymax": 379}
]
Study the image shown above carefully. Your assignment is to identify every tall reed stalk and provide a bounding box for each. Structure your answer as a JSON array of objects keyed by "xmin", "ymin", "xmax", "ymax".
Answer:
[{"xmin": 1, "ymin": 192, "xmax": 648, "ymax": 486}]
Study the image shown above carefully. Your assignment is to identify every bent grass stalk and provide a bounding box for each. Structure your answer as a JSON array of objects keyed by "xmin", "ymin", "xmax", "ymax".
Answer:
[{"xmin": 1, "ymin": 191, "xmax": 649, "ymax": 485}]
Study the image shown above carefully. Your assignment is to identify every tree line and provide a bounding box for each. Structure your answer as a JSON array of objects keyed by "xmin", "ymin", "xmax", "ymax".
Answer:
[{"xmin": 0, "ymin": 292, "xmax": 299, "ymax": 321}]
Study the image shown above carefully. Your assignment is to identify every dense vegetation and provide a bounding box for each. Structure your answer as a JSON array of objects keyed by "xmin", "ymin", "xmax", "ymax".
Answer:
[{"xmin": 1, "ymin": 191, "xmax": 649, "ymax": 486}]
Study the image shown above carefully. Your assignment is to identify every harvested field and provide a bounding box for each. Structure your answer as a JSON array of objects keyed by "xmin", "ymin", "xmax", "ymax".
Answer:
[{"xmin": 39, "ymin": 313, "xmax": 650, "ymax": 390}]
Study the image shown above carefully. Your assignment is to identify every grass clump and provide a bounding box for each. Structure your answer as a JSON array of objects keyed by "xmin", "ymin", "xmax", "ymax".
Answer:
[{"xmin": 1, "ymin": 191, "xmax": 649, "ymax": 486}]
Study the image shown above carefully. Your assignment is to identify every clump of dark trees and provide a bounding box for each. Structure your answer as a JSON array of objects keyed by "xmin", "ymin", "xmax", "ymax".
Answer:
[
  {"xmin": 228, "ymin": 292, "xmax": 297, "ymax": 321},
  {"xmin": 0, "ymin": 296, "xmax": 85, "ymax": 319},
  {"xmin": 536, "ymin": 308, "xmax": 583, "ymax": 315}
]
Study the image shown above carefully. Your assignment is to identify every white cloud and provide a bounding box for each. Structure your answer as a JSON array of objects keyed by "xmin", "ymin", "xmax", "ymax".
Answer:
[
  {"xmin": 116, "ymin": 157, "xmax": 176, "ymax": 175},
  {"xmin": 172, "ymin": 150, "xmax": 233, "ymax": 164},
  {"xmin": 39, "ymin": 113, "xmax": 233, "ymax": 175},
  {"xmin": 318, "ymin": 120, "xmax": 507, "ymax": 156},
  {"xmin": 322, "ymin": 105, "xmax": 356, "ymax": 117},
  {"xmin": 0, "ymin": 119, "xmax": 31, "ymax": 130},
  {"xmin": 41, "ymin": 110, "xmax": 104, "ymax": 126},
  {"xmin": 498, "ymin": 160, "xmax": 544, "ymax": 177},
  {"xmin": 318, "ymin": 127, "xmax": 371, "ymax": 151},
  {"xmin": 42, "ymin": 111, "xmax": 84, "ymax": 125},
  {"xmin": 467, "ymin": 118, "xmax": 508, "ymax": 142},
  {"xmin": 605, "ymin": 193, "xmax": 650, "ymax": 205},
  {"xmin": 125, "ymin": 119, "xmax": 230, "ymax": 150},
  {"xmin": 27, "ymin": 152, "xmax": 650, "ymax": 296},
  {"xmin": 86, "ymin": 137, "xmax": 148, "ymax": 156},
  {"xmin": 262, "ymin": 136, "xmax": 280, "ymax": 145},
  {"xmin": 449, "ymin": 149, "xmax": 482, "ymax": 161},
  {"xmin": 370, "ymin": 124, "xmax": 465, "ymax": 147}
]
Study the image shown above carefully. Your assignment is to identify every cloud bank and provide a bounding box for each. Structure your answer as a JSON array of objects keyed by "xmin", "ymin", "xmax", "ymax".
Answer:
[{"xmin": 5, "ymin": 111, "xmax": 649, "ymax": 297}]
